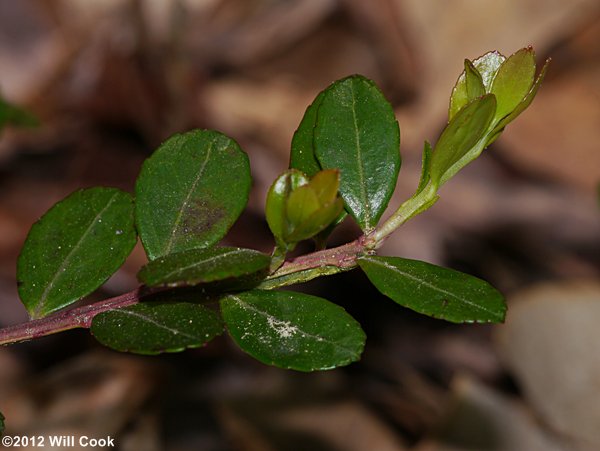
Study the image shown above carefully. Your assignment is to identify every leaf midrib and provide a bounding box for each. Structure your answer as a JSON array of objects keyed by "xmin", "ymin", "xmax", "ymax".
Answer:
[
  {"xmin": 158, "ymin": 248, "xmax": 247, "ymax": 281},
  {"xmin": 362, "ymin": 257, "xmax": 501, "ymax": 318},
  {"xmin": 227, "ymin": 294, "xmax": 358, "ymax": 356},
  {"xmin": 349, "ymin": 81, "xmax": 372, "ymax": 227},
  {"xmin": 34, "ymin": 192, "xmax": 120, "ymax": 318},
  {"xmin": 115, "ymin": 308, "xmax": 202, "ymax": 341},
  {"xmin": 163, "ymin": 137, "xmax": 217, "ymax": 255}
]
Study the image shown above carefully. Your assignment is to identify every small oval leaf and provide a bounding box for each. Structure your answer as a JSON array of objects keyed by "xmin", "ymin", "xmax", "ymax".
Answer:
[
  {"xmin": 91, "ymin": 300, "xmax": 224, "ymax": 355},
  {"xmin": 138, "ymin": 246, "xmax": 270, "ymax": 288},
  {"xmin": 314, "ymin": 75, "xmax": 400, "ymax": 232},
  {"xmin": 135, "ymin": 129, "xmax": 251, "ymax": 260},
  {"xmin": 358, "ymin": 256, "xmax": 506, "ymax": 323},
  {"xmin": 17, "ymin": 188, "xmax": 136, "ymax": 319},
  {"xmin": 430, "ymin": 95, "xmax": 496, "ymax": 186},
  {"xmin": 490, "ymin": 47, "xmax": 536, "ymax": 121},
  {"xmin": 221, "ymin": 290, "xmax": 366, "ymax": 371}
]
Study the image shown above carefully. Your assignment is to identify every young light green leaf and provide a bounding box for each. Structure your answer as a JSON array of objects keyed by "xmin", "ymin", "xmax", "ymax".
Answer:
[
  {"xmin": 449, "ymin": 51, "xmax": 505, "ymax": 119},
  {"xmin": 286, "ymin": 198, "xmax": 343, "ymax": 243},
  {"xmin": 490, "ymin": 47, "xmax": 536, "ymax": 122},
  {"xmin": 135, "ymin": 129, "xmax": 251, "ymax": 260},
  {"xmin": 265, "ymin": 169, "xmax": 309, "ymax": 244},
  {"xmin": 221, "ymin": 290, "xmax": 366, "ymax": 371},
  {"xmin": 91, "ymin": 300, "xmax": 223, "ymax": 355},
  {"xmin": 464, "ymin": 59, "xmax": 486, "ymax": 100},
  {"xmin": 286, "ymin": 184, "xmax": 321, "ymax": 228},
  {"xmin": 358, "ymin": 256, "xmax": 506, "ymax": 323},
  {"xmin": 430, "ymin": 95, "xmax": 496, "ymax": 186},
  {"xmin": 416, "ymin": 141, "xmax": 433, "ymax": 194},
  {"xmin": 138, "ymin": 246, "xmax": 270, "ymax": 288},
  {"xmin": 290, "ymin": 90, "xmax": 325, "ymax": 176},
  {"xmin": 490, "ymin": 58, "xmax": 550, "ymax": 138},
  {"xmin": 17, "ymin": 188, "xmax": 136, "ymax": 319},
  {"xmin": 314, "ymin": 75, "xmax": 400, "ymax": 232}
]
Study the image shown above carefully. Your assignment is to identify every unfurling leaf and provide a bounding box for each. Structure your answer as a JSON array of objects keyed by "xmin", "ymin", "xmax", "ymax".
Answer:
[
  {"xmin": 17, "ymin": 188, "xmax": 136, "ymax": 319},
  {"xmin": 430, "ymin": 95, "xmax": 497, "ymax": 186},
  {"xmin": 135, "ymin": 129, "xmax": 251, "ymax": 260},
  {"xmin": 221, "ymin": 290, "xmax": 366, "ymax": 371},
  {"xmin": 266, "ymin": 169, "xmax": 343, "ymax": 246},
  {"xmin": 358, "ymin": 256, "xmax": 506, "ymax": 323}
]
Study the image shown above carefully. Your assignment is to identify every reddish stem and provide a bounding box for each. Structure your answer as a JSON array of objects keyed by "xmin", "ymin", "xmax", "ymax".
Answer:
[{"xmin": 0, "ymin": 287, "xmax": 148, "ymax": 345}]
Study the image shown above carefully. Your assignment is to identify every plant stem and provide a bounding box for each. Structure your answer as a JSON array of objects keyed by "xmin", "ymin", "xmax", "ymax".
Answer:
[
  {"xmin": 0, "ymin": 186, "xmax": 438, "ymax": 346},
  {"xmin": 0, "ymin": 288, "xmax": 149, "ymax": 345},
  {"xmin": 367, "ymin": 183, "xmax": 438, "ymax": 246}
]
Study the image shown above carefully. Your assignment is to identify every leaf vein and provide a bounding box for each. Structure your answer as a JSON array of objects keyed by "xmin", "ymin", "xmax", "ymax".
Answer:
[
  {"xmin": 363, "ymin": 257, "xmax": 499, "ymax": 317},
  {"xmin": 36, "ymin": 192, "xmax": 120, "ymax": 317},
  {"xmin": 164, "ymin": 137, "xmax": 217, "ymax": 255},
  {"xmin": 228, "ymin": 295, "xmax": 356, "ymax": 355}
]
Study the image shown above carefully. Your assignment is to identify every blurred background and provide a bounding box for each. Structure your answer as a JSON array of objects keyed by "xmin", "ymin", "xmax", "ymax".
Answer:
[{"xmin": 1, "ymin": 0, "xmax": 599, "ymax": 450}]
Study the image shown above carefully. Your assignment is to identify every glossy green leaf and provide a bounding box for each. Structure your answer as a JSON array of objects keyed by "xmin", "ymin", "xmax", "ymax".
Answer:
[
  {"xmin": 430, "ymin": 95, "xmax": 496, "ymax": 186},
  {"xmin": 91, "ymin": 300, "xmax": 223, "ymax": 355},
  {"xmin": 138, "ymin": 246, "xmax": 270, "ymax": 288},
  {"xmin": 290, "ymin": 90, "xmax": 325, "ymax": 176},
  {"xmin": 490, "ymin": 58, "xmax": 550, "ymax": 137},
  {"xmin": 265, "ymin": 169, "xmax": 309, "ymax": 244},
  {"xmin": 358, "ymin": 256, "xmax": 506, "ymax": 323},
  {"xmin": 0, "ymin": 96, "xmax": 38, "ymax": 130},
  {"xmin": 490, "ymin": 47, "xmax": 536, "ymax": 121},
  {"xmin": 314, "ymin": 75, "xmax": 400, "ymax": 232},
  {"xmin": 221, "ymin": 290, "xmax": 366, "ymax": 371},
  {"xmin": 17, "ymin": 188, "xmax": 136, "ymax": 319},
  {"xmin": 449, "ymin": 51, "xmax": 505, "ymax": 119},
  {"xmin": 135, "ymin": 129, "xmax": 251, "ymax": 260}
]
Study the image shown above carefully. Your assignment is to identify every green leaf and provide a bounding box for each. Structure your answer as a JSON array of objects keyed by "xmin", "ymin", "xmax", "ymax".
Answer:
[
  {"xmin": 358, "ymin": 256, "xmax": 506, "ymax": 323},
  {"xmin": 221, "ymin": 290, "xmax": 366, "ymax": 371},
  {"xmin": 286, "ymin": 198, "xmax": 344, "ymax": 243},
  {"xmin": 416, "ymin": 141, "xmax": 433, "ymax": 194},
  {"xmin": 490, "ymin": 58, "xmax": 550, "ymax": 137},
  {"xmin": 0, "ymin": 410, "xmax": 4, "ymax": 437},
  {"xmin": 449, "ymin": 51, "xmax": 505, "ymax": 119},
  {"xmin": 464, "ymin": 59, "xmax": 486, "ymax": 99},
  {"xmin": 135, "ymin": 129, "xmax": 251, "ymax": 260},
  {"xmin": 314, "ymin": 75, "xmax": 401, "ymax": 232},
  {"xmin": 91, "ymin": 300, "xmax": 224, "ymax": 355},
  {"xmin": 0, "ymin": 96, "xmax": 38, "ymax": 130},
  {"xmin": 290, "ymin": 90, "xmax": 325, "ymax": 176},
  {"xmin": 138, "ymin": 246, "xmax": 270, "ymax": 288},
  {"xmin": 430, "ymin": 95, "xmax": 497, "ymax": 186},
  {"xmin": 265, "ymin": 169, "xmax": 309, "ymax": 243},
  {"xmin": 490, "ymin": 47, "xmax": 536, "ymax": 122},
  {"xmin": 17, "ymin": 188, "xmax": 136, "ymax": 319}
]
